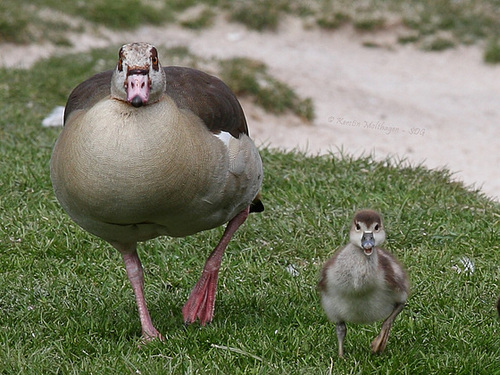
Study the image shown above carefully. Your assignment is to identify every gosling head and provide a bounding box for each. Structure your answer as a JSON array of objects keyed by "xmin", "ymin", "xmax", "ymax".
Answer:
[{"xmin": 349, "ymin": 210, "xmax": 386, "ymax": 256}]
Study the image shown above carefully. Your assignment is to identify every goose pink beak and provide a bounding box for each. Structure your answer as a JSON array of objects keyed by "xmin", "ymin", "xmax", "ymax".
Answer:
[{"xmin": 127, "ymin": 74, "xmax": 150, "ymax": 107}]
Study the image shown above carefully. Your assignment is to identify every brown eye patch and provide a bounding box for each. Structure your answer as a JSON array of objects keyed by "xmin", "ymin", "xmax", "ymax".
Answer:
[
  {"xmin": 118, "ymin": 47, "xmax": 124, "ymax": 72},
  {"xmin": 151, "ymin": 47, "xmax": 159, "ymax": 71}
]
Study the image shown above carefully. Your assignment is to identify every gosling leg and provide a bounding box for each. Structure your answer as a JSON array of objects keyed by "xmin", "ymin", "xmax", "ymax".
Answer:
[
  {"xmin": 336, "ymin": 322, "xmax": 347, "ymax": 358},
  {"xmin": 371, "ymin": 303, "xmax": 405, "ymax": 354}
]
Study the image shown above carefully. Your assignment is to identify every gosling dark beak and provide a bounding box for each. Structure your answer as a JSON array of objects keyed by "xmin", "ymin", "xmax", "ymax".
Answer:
[{"xmin": 361, "ymin": 232, "xmax": 375, "ymax": 255}]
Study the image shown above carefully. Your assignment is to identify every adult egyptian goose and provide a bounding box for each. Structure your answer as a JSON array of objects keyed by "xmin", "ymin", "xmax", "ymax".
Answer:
[
  {"xmin": 50, "ymin": 42, "xmax": 263, "ymax": 341},
  {"xmin": 318, "ymin": 210, "xmax": 409, "ymax": 357}
]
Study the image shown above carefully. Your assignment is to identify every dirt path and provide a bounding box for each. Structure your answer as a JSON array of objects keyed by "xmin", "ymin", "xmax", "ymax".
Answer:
[{"xmin": 3, "ymin": 15, "xmax": 500, "ymax": 200}]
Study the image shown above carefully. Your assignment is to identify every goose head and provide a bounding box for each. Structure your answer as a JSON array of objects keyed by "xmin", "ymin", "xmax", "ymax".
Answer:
[
  {"xmin": 349, "ymin": 210, "xmax": 386, "ymax": 256},
  {"xmin": 110, "ymin": 42, "xmax": 166, "ymax": 107}
]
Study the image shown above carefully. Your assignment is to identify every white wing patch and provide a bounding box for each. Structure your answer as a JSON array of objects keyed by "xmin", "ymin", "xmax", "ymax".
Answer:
[
  {"xmin": 214, "ymin": 131, "xmax": 249, "ymax": 175},
  {"xmin": 214, "ymin": 131, "xmax": 233, "ymax": 147}
]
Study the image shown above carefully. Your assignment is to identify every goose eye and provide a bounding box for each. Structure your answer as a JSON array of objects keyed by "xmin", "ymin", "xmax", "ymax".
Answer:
[
  {"xmin": 118, "ymin": 47, "xmax": 124, "ymax": 72},
  {"xmin": 151, "ymin": 47, "xmax": 159, "ymax": 71},
  {"xmin": 151, "ymin": 56, "xmax": 159, "ymax": 70},
  {"xmin": 374, "ymin": 224, "xmax": 380, "ymax": 231},
  {"xmin": 355, "ymin": 223, "xmax": 361, "ymax": 231}
]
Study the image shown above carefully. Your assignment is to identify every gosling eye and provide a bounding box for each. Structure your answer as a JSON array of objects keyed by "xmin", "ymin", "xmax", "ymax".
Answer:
[
  {"xmin": 374, "ymin": 224, "xmax": 380, "ymax": 231},
  {"xmin": 355, "ymin": 223, "xmax": 361, "ymax": 231}
]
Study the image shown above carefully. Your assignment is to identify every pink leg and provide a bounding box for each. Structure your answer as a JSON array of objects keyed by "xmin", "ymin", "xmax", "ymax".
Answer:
[
  {"xmin": 117, "ymin": 243, "xmax": 164, "ymax": 342},
  {"xmin": 182, "ymin": 207, "xmax": 250, "ymax": 325}
]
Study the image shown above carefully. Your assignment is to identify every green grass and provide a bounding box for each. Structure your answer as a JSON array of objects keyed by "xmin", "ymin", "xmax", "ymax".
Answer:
[
  {"xmin": 1, "ymin": 47, "xmax": 499, "ymax": 374},
  {"xmin": 484, "ymin": 39, "xmax": 500, "ymax": 64},
  {"xmin": 353, "ymin": 16, "xmax": 386, "ymax": 32},
  {"xmin": 316, "ymin": 11, "xmax": 350, "ymax": 30},
  {"xmin": 180, "ymin": 8, "xmax": 216, "ymax": 30},
  {"xmin": 17, "ymin": 0, "xmax": 171, "ymax": 31},
  {"xmin": 219, "ymin": 57, "xmax": 315, "ymax": 121},
  {"xmin": 421, "ymin": 36, "xmax": 456, "ymax": 52},
  {"xmin": 228, "ymin": 0, "xmax": 289, "ymax": 32}
]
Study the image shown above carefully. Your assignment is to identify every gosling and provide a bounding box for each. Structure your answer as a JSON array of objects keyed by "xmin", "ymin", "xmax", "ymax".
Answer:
[{"xmin": 319, "ymin": 210, "xmax": 409, "ymax": 357}]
